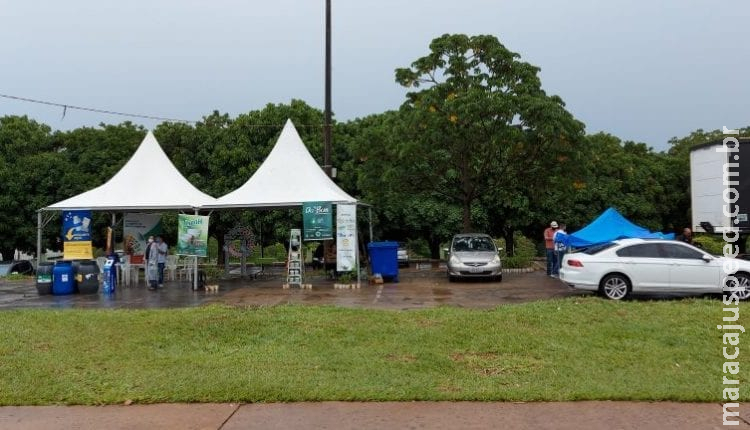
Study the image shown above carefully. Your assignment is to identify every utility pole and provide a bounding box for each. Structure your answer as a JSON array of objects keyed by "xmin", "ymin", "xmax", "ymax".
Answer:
[{"xmin": 324, "ymin": 0, "xmax": 332, "ymax": 177}]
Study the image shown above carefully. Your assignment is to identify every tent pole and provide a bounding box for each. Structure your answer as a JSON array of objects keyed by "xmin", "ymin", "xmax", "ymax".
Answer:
[
  {"xmin": 356, "ymin": 206, "xmax": 360, "ymax": 289},
  {"xmin": 368, "ymin": 206, "xmax": 373, "ymax": 244},
  {"xmin": 193, "ymin": 209, "xmax": 198, "ymax": 291},
  {"xmin": 36, "ymin": 211, "xmax": 42, "ymax": 267}
]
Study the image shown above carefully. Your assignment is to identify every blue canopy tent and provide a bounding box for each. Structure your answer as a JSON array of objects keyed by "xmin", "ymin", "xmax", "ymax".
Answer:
[{"xmin": 566, "ymin": 207, "xmax": 675, "ymax": 248}]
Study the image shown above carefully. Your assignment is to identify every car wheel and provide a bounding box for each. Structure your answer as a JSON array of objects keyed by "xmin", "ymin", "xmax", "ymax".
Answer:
[
  {"xmin": 448, "ymin": 274, "xmax": 456, "ymax": 283},
  {"xmin": 495, "ymin": 275, "xmax": 502, "ymax": 282},
  {"xmin": 727, "ymin": 273, "xmax": 750, "ymax": 301},
  {"xmin": 600, "ymin": 274, "xmax": 630, "ymax": 300}
]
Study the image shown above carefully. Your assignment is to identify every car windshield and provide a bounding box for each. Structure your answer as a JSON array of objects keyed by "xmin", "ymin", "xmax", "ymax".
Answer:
[{"xmin": 453, "ymin": 236, "xmax": 496, "ymax": 252}]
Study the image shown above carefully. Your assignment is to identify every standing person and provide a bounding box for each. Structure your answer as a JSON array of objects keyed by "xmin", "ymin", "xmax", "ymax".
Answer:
[
  {"xmin": 544, "ymin": 221, "xmax": 558, "ymax": 277},
  {"xmin": 553, "ymin": 223, "xmax": 568, "ymax": 277},
  {"xmin": 677, "ymin": 228, "xmax": 693, "ymax": 244},
  {"xmin": 144, "ymin": 236, "xmax": 154, "ymax": 284},
  {"xmin": 146, "ymin": 236, "xmax": 159, "ymax": 290},
  {"xmin": 155, "ymin": 236, "xmax": 168, "ymax": 288}
]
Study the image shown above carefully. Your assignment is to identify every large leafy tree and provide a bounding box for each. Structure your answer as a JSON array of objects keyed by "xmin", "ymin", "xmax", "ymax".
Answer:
[
  {"xmin": 341, "ymin": 111, "xmax": 464, "ymax": 257},
  {"xmin": 394, "ymin": 34, "xmax": 585, "ymax": 239},
  {"xmin": 0, "ymin": 116, "xmax": 61, "ymax": 258}
]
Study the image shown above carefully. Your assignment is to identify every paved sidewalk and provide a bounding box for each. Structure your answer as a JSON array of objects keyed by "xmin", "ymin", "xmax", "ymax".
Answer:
[{"xmin": 1, "ymin": 402, "xmax": 747, "ymax": 429}]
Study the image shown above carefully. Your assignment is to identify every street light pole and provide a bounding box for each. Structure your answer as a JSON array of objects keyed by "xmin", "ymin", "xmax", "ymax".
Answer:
[{"xmin": 324, "ymin": 0, "xmax": 332, "ymax": 177}]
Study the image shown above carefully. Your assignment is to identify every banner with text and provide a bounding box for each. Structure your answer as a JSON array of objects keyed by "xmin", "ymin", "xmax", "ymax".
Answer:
[
  {"xmin": 336, "ymin": 204, "xmax": 357, "ymax": 272},
  {"xmin": 177, "ymin": 214, "xmax": 209, "ymax": 257},
  {"xmin": 303, "ymin": 202, "xmax": 333, "ymax": 241},
  {"xmin": 123, "ymin": 213, "xmax": 163, "ymax": 256},
  {"xmin": 62, "ymin": 210, "xmax": 93, "ymax": 259}
]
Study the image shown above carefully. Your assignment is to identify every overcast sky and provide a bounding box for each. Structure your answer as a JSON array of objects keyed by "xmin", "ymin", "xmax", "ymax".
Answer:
[{"xmin": 1, "ymin": 0, "xmax": 747, "ymax": 151}]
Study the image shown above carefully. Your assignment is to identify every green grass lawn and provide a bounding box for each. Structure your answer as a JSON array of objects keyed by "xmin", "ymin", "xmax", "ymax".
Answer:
[{"xmin": 0, "ymin": 297, "xmax": 747, "ymax": 405}]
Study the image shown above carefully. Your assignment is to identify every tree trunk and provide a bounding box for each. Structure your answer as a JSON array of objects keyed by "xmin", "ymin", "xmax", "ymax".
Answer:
[
  {"xmin": 215, "ymin": 226, "xmax": 226, "ymax": 267},
  {"xmin": 462, "ymin": 199, "xmax": 472, "ymax": 233},
  {"xmin": 503, "ymin": 226, "xmax": 515, "ymax": 257},
  {"xmin": 429, "ymin": 237, "xmax": 442, "ymax": 260}
]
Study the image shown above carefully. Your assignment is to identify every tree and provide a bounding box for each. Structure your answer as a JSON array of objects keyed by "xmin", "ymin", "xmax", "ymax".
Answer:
[
  {"xmin": 340, "ymin": 111, "xmax": 465, "ymax": 258},
  {"xmin": 0, "ymin": 116, "xmax": 59, "ymax": 258},
  {"xmin": 392, "ymin": 34, "xmax": 585, "ymax": 252}
]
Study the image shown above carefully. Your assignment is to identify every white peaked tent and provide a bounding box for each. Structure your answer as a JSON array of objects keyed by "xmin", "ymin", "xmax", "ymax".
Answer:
[
  {"xmin": 204, "ymin": 119, "xmax": 357, "ymax": 209},
  {"xmin": 38, "ymin": 131, "xmax": 217, "ymax": 287},
  {"xmin": 45, "ymin": 131, "xmax": 217, "ymax": 211}
]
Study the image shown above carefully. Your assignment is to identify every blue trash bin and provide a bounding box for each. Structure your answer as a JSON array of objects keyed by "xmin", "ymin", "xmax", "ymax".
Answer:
[
  {"xmin": 368, "ymin": 241, "xmax": 399, "ymax": 282},
  {"xmin": 52, "ymin": 261, "xmax": 75, "ymax": 295}
]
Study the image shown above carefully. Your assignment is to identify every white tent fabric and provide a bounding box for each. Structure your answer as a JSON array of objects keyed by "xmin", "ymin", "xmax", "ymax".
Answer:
[
  {"xmin": 44, "ymin": 131, "xmax": 217, "ymax": 211},
  {"xmin": 205, "ymin": 119, "xmax": 357, "ymax": 209}
]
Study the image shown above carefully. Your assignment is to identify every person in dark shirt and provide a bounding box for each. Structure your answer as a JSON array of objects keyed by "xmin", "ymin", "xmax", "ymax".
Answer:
[{"xmin": 677, "ymin": 228, "xmax": 693, "ymax": 245}]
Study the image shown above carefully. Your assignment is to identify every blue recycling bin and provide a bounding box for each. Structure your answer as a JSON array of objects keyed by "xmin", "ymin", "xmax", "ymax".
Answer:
[
  {"xmin": 368, "ymin": 241, "xmax": 399, "ymax": 282},
  {"xmin": 52, "ymin": 261, "xmax": 75, "ymax": 295}
]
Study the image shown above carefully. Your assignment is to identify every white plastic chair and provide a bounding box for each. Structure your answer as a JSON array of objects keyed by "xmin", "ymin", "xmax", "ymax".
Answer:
[
  {"xmin": 95, "ymin": 257, "xmax": 107, "ymax": 274},
  {"xmin": 119, "ymin": 255, "xmax": 132, "ymax": 286},
  {"xmin": 177, "ymin": 257, "xmax": 193, "ymax": 282},
  {"xmin": 166, "ymin": 255, "xmax": 178, "ymax": 281}
]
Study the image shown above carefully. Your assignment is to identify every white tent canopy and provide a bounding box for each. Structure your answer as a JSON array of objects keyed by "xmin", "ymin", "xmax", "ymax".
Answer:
[
  {"xmin": 44, "ymin": 131, "xmax": 217, "ymax": 211},
  {"xmin": 205, "ymin": 119, "xmax": 357, "ymax": 209}
]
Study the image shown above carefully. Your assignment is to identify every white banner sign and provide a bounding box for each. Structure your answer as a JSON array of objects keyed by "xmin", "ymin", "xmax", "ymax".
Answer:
[
  {"xmin": 123, "ymin": 213, "xmax": 162, "ymax": 256},
  {"xmin": 336, "ymin": 204, "xmax": 357, "ymax": 272}
]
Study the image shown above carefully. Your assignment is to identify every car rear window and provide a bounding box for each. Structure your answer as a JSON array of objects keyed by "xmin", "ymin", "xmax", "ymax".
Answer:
[{"xmin": 581, "ymin": 242, "xmax": 616, "ymax": 255}]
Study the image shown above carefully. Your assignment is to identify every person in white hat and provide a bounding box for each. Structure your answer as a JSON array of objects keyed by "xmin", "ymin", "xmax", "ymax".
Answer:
[{"xmin": 544, "ymin": 221, "xmax": 559, "ymax": 277}]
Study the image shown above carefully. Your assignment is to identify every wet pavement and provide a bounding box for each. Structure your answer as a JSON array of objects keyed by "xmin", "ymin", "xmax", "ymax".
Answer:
[{"xmin": 0, "ymin": 269, "xmax": 584, "ymax": 310}]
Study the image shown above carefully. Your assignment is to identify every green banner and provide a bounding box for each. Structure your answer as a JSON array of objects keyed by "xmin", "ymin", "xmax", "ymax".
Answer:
[
  {"xmin": 177, "ymin": 214, "xmax": 209, "ymax": 256},
  {"xmin": 303, "ymin": 202, "xmax": 332, "ymax": 240}
]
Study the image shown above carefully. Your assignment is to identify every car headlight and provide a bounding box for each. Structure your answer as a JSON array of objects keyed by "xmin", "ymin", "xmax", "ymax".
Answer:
[
  {"xmin": 449, "ymin": 255, "xmax": 460, "ymax": 265},
  {"xmin": 491, "ymin": 255, "xmax": 501, "ymax": 264}
]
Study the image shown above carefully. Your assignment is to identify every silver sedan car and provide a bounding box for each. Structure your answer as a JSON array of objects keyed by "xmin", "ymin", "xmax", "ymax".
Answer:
[{"xmin": 446, "ymin": 233, "xmax": 502, "ymax": 282}]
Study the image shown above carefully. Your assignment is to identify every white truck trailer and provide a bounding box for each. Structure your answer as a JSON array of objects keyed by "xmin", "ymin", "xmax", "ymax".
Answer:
[{"xmin": 690, "ymin": 137, "xmax": 750, "ymax": 245}]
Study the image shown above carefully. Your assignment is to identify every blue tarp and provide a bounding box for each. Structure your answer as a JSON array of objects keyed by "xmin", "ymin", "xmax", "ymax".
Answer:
[{"xmin": 566, "ymin": 207, "xmax": 675, "ymax": 248}]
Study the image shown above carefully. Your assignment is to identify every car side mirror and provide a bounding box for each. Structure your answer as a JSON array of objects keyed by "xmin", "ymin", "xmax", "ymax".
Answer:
[
  {"xmin": 497, "ymin": 247, "xmax": 503, "ymax": 251},
  {"xmin": 443, "ymin": 248, "xmax": 450, "ymax": 254},
  {"xmin": 701, "ymin": 254, "xmax": 713, "ymax": 262}
]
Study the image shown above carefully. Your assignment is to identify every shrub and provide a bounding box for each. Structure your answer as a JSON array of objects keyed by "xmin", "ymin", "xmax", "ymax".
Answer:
[
  {"xmin": 693, "ymin": 234, "xmax": 732, "ymax": 256},
  {"xmin": 503, "ymin": 255, "xmax": 532, "ymax": 269},
  {"xmin": 495, "ymin": 233, "xmax": 536, "ymax": 259},
  {"xmin": 263, "ymin": 243, "xmax": 287, "ymax": 260},
  {"xmin": 208, "ymin": 237, "xmax": 219, "ymax": 262},
  {"xmin": 406, "ymin": 238, "xmax": 431, "ymax": 259},
  {"xmin": 202, "ymin": 265, "xmax": 224, "ymax": 281},
  {"xmin": 495, "ymin": 232, "xmax": 535, "ymax": 268}
]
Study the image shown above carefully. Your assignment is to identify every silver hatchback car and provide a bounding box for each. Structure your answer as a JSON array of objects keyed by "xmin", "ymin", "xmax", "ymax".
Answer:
[{"xmin": 446, "ymin": 233, "xmax": 502, "ymax": 282}]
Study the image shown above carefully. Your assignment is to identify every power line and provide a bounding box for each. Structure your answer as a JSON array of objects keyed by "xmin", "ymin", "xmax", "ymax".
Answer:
[
  {"xmin": 0, "ymin": 92, "xmax": 197, "ymax": 124},
  {"xmin": 0, "ymin": 92, "xmax": 332, "ymax": 129}
]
